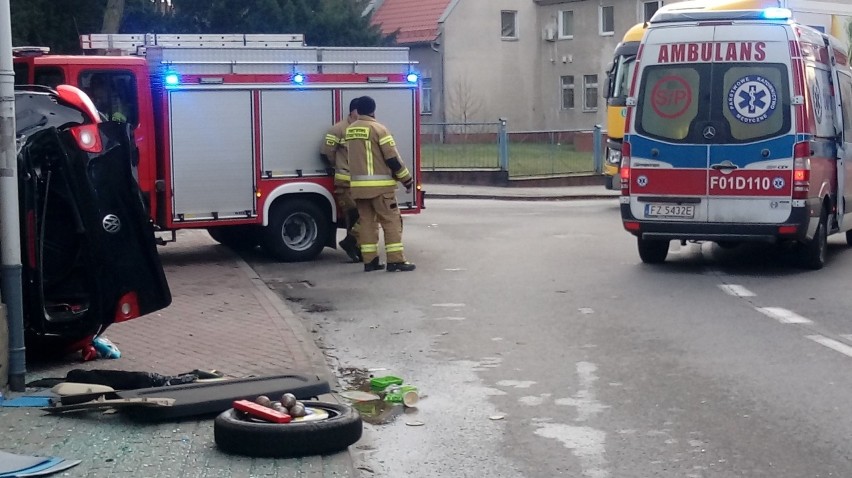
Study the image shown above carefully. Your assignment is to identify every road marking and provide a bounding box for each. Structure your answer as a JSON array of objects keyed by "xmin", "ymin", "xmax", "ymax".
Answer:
[
  {"xmin": 756, "ymin": 307, "xmax": 813, "ymax": 324},
  {"xmin": 718, "ymin": 284, "xmax": 755, "ymax": 297},
  {"xmin": 432, "ymin": 303, "xmax": 465, "ymax": 308},
  {"xmin": 806, "ymin": 335, "xmax": 852, "ymax": 358},
  {"xmin": 433, "ymin": 316, "xmax": 466, "ymax": 321}
]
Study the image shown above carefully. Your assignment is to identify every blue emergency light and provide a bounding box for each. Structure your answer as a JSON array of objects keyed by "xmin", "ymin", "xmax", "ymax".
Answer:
[
  {"xmin": 762, "ymin": 7, "xmax": 792, "ymax": 20},
  {"xmin": 406, "ymin": 73, "xmax": 419, "ymax": 84},
  {"xmin": 164, "ymin": 73, "xmax": 180, "ymax": 86},
  {"xmin": 293, "ymin": 73, "xmax": 305, "ymax": 84}
]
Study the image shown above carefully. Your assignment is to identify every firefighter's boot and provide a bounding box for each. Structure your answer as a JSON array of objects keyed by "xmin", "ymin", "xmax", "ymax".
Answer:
[
  {"xmin": 386, "ymin": 261, "xmax": 416, "ymax": 272},
  {"xmin": 364, "ymin": 257, "xmax": 385, "ymax": 272},
  {"xmin": 339, "ymin": 235, "xmax": 361, "ymax": 263}
]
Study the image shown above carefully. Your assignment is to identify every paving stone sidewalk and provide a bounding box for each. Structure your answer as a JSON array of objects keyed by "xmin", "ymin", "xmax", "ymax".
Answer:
[{"xmin": 0, "ymin": 230, "xmax": 357, "ymax": 478}]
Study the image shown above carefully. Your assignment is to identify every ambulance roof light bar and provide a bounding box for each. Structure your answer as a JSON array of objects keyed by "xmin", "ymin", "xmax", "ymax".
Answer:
[{"xmin": 650, "ymin": 9, "xmax": 791, "ymax": 25}]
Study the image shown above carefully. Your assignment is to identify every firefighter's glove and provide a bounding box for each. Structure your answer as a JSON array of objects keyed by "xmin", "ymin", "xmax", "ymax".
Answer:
[{"xmin": 403, "ymin": 178, "xmax": 413, "ymax": 193}]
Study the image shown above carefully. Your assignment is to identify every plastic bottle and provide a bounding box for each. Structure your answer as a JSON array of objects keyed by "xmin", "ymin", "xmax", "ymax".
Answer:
[{"xmin": 92, "ymin": 336, "xmax": 121, "ymax": 359}]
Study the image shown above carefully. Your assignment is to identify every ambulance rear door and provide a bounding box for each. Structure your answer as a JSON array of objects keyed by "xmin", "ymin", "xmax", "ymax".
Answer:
[
  {"xmin": 705, "ymin": 23, "xmax": 794, "ymax": 224},
  {"xmin": 630, "ymin": 24, "xmax": 714, "ymax": 223}
]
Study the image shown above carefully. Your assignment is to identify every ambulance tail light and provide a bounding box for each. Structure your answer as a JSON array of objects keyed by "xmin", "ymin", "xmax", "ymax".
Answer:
[
  {"xmin": 792, "ymin": 141, "xmax": 811, "ymax": 200},
  {"xmin": 620, "ymin": 141, "xmax": 631, "ymax": 196}
]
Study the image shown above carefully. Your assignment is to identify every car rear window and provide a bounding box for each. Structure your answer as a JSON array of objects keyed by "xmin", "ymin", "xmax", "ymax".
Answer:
[{"xmin": 636, "ymin": 63, "xmax": 790, "ymax": 144}]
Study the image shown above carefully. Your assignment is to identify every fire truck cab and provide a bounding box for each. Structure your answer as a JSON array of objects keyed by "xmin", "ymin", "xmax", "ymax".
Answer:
[{"xmin": 13, "ymin": 34, "xmax": 423, "ymax": 262}]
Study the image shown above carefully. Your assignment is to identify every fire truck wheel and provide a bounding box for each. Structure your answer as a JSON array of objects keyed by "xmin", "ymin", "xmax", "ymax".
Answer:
[
  {"xmin": 214, "ymin": 401, "xmax": 362, "ymax": 458},
  {"xmin": 637, "ymin": 237, "xmax": 669, "ymax": 264},
  {"xmin": 262, "ymin": 199, "xmax": 330, "ymax": 262},
  {"xmin": 799, "ymin": 210, "xmax": 827, "ymax": 270},
  {"xmin": 207, "ymin": 226, "xmax": 261, "ymax": 251}
]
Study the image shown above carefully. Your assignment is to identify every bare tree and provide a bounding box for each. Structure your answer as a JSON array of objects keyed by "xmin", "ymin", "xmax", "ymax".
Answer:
[
  {"xmin": 101, "ymin": 0, "xmax": 126, "ymax": 34},
  {"xmin": 445, "ymin": 72, "xmax": 486, "ymax": 137}
]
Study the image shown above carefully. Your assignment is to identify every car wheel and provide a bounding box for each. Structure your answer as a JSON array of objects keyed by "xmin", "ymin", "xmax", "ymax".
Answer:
[
  {"xmin": 214, "ymin": 401, "xmax": 362, "ymax": 458},
  {"xmin": 262, "ymin": 199, "xmax": 329, "ymax": 262},
  {"xmin": 637, "ymin": 237, "xmax": 669, "ymax": 264},
  {"xmin": 207, "ymin": 225, "xmax": 261, "ymax": 251},
  {"xmin": 800, "ymin": 211, "xmax": 827, "ymax": 270}
]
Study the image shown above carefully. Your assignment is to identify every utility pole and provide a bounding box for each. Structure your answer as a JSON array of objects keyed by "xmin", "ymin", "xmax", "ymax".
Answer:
[{"xmin": 0, "ymin": 0, "xmax": 26, "ymax": 391}]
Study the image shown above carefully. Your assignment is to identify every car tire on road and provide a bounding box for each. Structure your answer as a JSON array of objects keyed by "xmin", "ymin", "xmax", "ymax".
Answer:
[
  {"xmin": 214, "ymin": 401, "xmax": 362, "ymax": 458},
  {"xmin": 637, "ymin": 237, "xmax": 669, "ymax": 264},
  {"xmin": 800, "ymin": 210, "xmax": 827, "ymax": 270}
]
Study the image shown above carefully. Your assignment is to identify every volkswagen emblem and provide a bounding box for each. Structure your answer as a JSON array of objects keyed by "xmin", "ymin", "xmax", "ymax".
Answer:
[
  {"xmin": 702, "ymin": 126, "xmax": 717, "ymax": 140},
  {"xmin": 102, "ymin": 214, "xmax": 121, "ymax": 234}
]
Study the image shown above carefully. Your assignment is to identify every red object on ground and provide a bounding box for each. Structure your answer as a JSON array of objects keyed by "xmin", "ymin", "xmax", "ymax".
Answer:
[
  {"xmin": 233, "ymin": 400, "xmax": 292, "ymax": 423},
  {"xmin": 81, "ymin": 345, "xmax": 98, "ymax": 362}
]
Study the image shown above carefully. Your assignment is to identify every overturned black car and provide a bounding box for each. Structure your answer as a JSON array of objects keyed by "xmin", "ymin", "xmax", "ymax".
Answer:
[{"xmin": 15, "ymin": 86, "xmax": 170, "ymax": 354}]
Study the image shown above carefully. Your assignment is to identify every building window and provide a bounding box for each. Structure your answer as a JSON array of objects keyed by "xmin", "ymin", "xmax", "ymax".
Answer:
[
  {"xmin": 600, "ymin": 5, "xmax": 614, "ymax": 35},
  {"xmin": 421, "ymin": 77, "xmax": 432, "ymax": 115},
  {"xmin": 558, "ymin": 10, "xmax": 574, "ymax": 39},
  {"xmin": 643, "ymin": 1, "xmax": 661, "ymax": 22},
  {"xmin": 501, "ymin": 10, "xmax": 518, "ymax": 39},
  {"xmin": 583, "ymin": 74, "xmax": 598, "ymax": 111},
  {"xmin": 561, "ymin": 75, "xmax": 574, "ymax": 109}
]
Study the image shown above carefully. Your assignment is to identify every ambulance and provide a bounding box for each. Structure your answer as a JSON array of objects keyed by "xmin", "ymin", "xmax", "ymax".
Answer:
[{"xmin": 620, "ymin": 8, "xmax": 852, "ymax": 268}]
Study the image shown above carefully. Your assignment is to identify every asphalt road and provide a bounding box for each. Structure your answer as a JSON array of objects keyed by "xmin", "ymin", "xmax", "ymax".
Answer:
[{"xmin": 245, "ymin": 198, "xmax": 852, "ymax": 478}]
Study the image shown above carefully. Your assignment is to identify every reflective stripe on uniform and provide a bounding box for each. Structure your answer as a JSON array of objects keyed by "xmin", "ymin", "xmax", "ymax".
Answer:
[
  {"xmin": 351, "ymin": 179, "xmax": 397, "ymax": 187},
  {"xmin": 385, "ymin": 243, "xmax": 404, "ymax": 253},
  {"xmin": 379, "ymin": 135, "xmax": 395, "ymax": 146},
  {"xmin": 325, "ymin": 133, "xmax": 339, "ymax": 146},
  {"xmin": 361, "ymin": 243, "xmax": 378, "ymax": 253},
  {"xmin": 366, "ymin": 142, "xmax": 374, "ymax": 175},
  {"xmin": 335, "ymin": 173, "xmax": 351, "ymax": 182},
  {"xmin": 394, "ymin": 167, "xmax": 410, "ymax": 179}
]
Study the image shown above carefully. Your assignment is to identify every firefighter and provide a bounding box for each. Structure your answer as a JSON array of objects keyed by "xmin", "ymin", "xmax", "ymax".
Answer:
[
  {"xmin": 345, "ymin": 96, "xmax": 416, "ymax": 272},
  {"xmin": 320, "ymin": 97, "xmax": 362, "ymax": 263},
  {"xmin": 87, "ymin": 74, "xmax": 128, "ymax": 123}
]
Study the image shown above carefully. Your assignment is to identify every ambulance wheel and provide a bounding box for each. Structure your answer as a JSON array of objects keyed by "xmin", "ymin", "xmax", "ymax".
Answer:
[
  {"xmin": 208, "ymin": 226, "xmax": 261, "ymax": 251},
  {"xmin": 263, "ymin": 199, "xmax": 329, "ymax": 262},
  {"xmin": 846, "ymin": 229, "xmax": 852, "ymax": 246},
  {"xmin": 638, "ymin": 238, "xmax": 669, "ymax": 264},
  {"xmin": 214, "ymin": 401, "xmax": 362, "ymax": 458},
  {"xmin": 800, "ymin": 212, "xmax": 827, "ymax": 270}
]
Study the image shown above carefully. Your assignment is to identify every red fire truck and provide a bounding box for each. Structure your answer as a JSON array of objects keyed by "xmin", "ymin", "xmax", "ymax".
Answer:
[{"xmin": 13, "ymin": 34, "xmax": 424, "ymax": 262}]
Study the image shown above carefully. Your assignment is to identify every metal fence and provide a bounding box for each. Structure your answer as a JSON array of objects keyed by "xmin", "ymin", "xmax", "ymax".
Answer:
[{"xmin": 421, "ymin": 121, "xmax": 602, "ymax": 178}]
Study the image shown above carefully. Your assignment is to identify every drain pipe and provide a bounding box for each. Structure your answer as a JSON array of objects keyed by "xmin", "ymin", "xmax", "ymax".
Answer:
[{"xmin": 0, "ymin": 0, "xmax": 27, "ymax": 392}]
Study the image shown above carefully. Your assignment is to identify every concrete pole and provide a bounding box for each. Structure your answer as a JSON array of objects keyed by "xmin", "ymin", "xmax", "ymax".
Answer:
[{"xmin": 0, "ymin": 0, "xmax": 26, "ymax": 392}]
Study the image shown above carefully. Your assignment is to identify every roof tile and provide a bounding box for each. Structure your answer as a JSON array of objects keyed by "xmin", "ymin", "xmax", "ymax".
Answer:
[{"xmin": 371, "ymin": 0, "xmax": 453, "ymax": 44}]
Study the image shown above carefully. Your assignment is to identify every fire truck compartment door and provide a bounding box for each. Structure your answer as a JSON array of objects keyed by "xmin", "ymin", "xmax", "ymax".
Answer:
[
  {"xmin": 341, "ymin": 87, "xmax": 419, "ymax": 209},
  {"xmin": 169, "ymin": 90, "xmax": 256, "ymax": 221},
  {"xmin": 261, "ymin": 89, "xmax": 333, "ymax": 177}
]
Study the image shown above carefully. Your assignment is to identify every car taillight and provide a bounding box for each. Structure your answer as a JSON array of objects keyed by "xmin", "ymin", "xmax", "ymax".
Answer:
[
  {"xmin": 114, "ymin": 291, "xmax": 140, "ymax": 323},
  {"xmin": 620, "ymin": 141, "xmax": 631, "ymax": 196},
  {"xmin": 69, "ymin": 124, "xmax": 103, "ymax": 153},
  {"xmin": 793, "ymin": 141, "xmax": 811, "ymax": 200}
]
